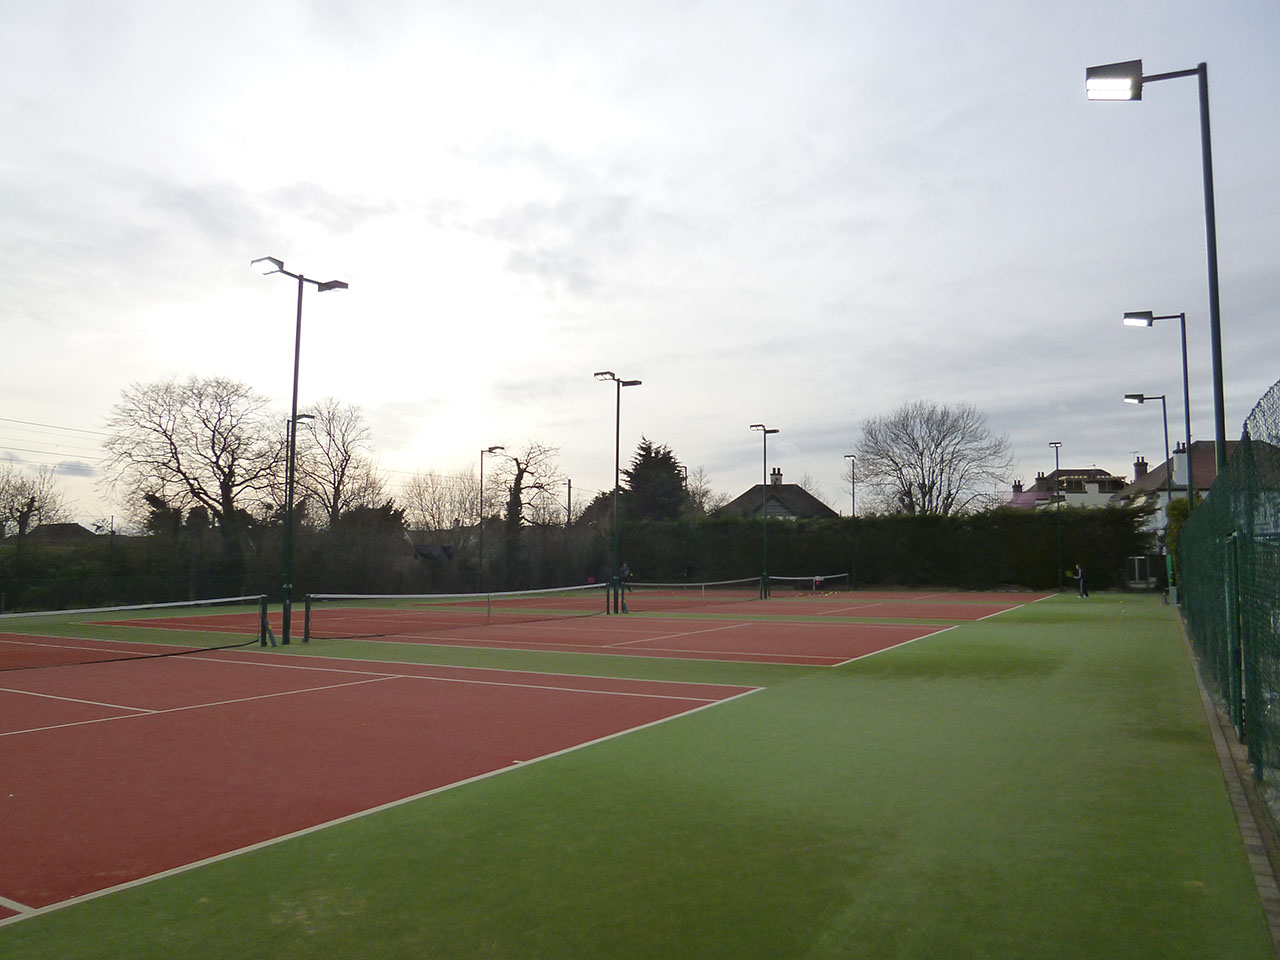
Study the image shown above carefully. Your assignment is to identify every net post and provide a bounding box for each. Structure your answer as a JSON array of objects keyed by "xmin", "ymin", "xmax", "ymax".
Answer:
[
  {"xmin": 259, "ymin": 596, "xmax": 269, "ymax": 647},
  {"xmin": 303, "ymin": 595, "xmax": 312, "ymax": 643}
]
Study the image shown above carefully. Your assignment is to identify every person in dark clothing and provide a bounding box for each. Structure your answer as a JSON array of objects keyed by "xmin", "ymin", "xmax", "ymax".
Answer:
[{"xmin": 1075, "ymin": 563, "xmax": 1088, "ymax": 598}]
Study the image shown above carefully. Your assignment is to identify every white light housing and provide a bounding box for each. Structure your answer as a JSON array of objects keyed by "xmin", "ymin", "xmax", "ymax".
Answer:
[
  {"xmin": 1086, "ymin": 60, "xmax": 1143, "ymax": 101},
  {"xmin": 251, "ymin": 256, "xmax": 284, "ymax": 274},
  {"xmin": 1123, "ymin": 310, "xmax": 1156, "ymax": 327}
]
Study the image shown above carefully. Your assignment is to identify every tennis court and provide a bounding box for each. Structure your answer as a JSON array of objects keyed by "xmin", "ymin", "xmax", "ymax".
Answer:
[
  {"xmin": 3, "ymin": 593, "xmax": 1275, "ymax": 959},
  {"xmin": 0, "ymin": 644, "xmax": 756, "ymax": 917},
  {"xmin": 296, "ymin": 585, "xmax": 1045, "ymax": 665}
]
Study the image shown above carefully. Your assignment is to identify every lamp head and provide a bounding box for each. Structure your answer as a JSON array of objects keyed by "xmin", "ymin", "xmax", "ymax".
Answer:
[
  {"xmin": 1049, "ymin": 441, "xmax": 1062, "ymax": 449},
  {"xmin": 593, "ymin": 371, "xmax": 616, "ymax": 381},
  {"xmin": 316, "ymin": 279, "xmax": 348, "ymax": 293},
  {"xmin": 620, "ymin": 379, "xmax": 642, "ymax": 388},
  {"xmin": 1123, "ymin": 310, "xmax": 1156, "ymax": 327},
  {"xmin": 1086, "ymin": 59, "xmax": 1143, "ymax": 101},
  {"xmin": 251, "ymin": 256, "xmax": 284, "ymax": 275},
  {"xmin": 1124, "ymin": 394, "xmax": 1146, "ymax": 404},
  {"xmin": 485, "ymin": 445, "xmax": 504, "ymax": 454}
]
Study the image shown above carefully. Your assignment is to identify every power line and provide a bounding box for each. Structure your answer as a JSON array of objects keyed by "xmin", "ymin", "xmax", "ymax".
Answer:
[{"xmin": 0, "ymin": 416, "xmax": 110, "ymax": 437}]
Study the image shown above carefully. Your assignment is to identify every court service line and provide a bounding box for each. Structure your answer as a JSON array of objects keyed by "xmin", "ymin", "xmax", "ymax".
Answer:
[
  {"xmin": 0, "ymin": 686, "xmax": 763, "ymax": 929},
  {"xmin": 0, "ymin": 685, "xmax": 157, "ymax": 714}
]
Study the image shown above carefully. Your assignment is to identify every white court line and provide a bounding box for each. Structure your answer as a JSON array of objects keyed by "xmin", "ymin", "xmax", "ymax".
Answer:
[
  {"xmin": 0, "ymin": 893, "xmax": 33, "ymax": 916},
  {"xmin": 0, "ymin": 685, "xmax": 762, "ymax": 929},
  {"xmin": 0, "ymin": 675, "xmax": 399, "ymax": 739},
  {"xmin": 976, "ymin": 604, "xmax": 1026, "ymax": 621},
  {"xmin": 0, "ymin": 685, "xmax": 157, "ymax": 714},
  {"xmin": 194, "ymin": 652, "xmax": 734, "ymax": 703},
  {"xmin": 605, "ymin": 622, "xmax": 751, "ymax": 648},
  {"xmin": 0, "ymin": 636, "xmax": 177, "ymax": 656},
  {"xmin": 829, "ymin": 624, "xmax": 958, "ymax": 667}
]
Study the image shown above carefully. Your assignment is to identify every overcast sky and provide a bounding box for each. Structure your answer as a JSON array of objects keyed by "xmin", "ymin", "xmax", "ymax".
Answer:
[{"xmin": 3, "ymin": 0, "xmax": 1278, "ymax": 528}]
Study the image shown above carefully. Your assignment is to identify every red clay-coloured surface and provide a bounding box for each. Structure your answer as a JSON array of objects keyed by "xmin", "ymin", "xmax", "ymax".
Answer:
[
  {"xmin": 737, "ymin": 599, "xmax": 1027, "ymax": 620},
  {"xmin": 0, "ymin": 634, "xmax": 188, "ymax": 671},
  {"xmin": 330, "ymin": 616, "xmax": 951, "ymax": 665},
  {"xmin": 0, "ymin": 651, "xmax": 755, "ymax": 912}
]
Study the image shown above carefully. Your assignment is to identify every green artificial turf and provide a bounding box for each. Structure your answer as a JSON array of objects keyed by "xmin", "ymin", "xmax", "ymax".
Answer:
[{"xmin": 3, "ymin": 593, "xmax": 1273, "ymax": 958}]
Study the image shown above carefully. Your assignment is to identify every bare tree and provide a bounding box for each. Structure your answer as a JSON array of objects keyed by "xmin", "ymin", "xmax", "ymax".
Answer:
[
  {"xmin": 0, "ymin": 463, "xmax": 70, "ymax": 538},
  {"xmin": 487, "ymin": 443, "xmax": 564, "ymax": 528},
  {"xmin": 402, "ymin": 469, "xmax": 479, "ymax": 536},
  {"xmin": 487, "ymin": 443, "xmax": 562, "ymax": 587},
  {"xmin": 101, "ymin": 376, "xmax": 283, "ymax": 531},
  {"xmin": 795, "ymin": 472, "xmax": 829, "ymax": 506},
  {"xmin": 856, "ymin": 400, "xmax": 1012, "ymax": 516},
  {"xmin": 294, "ymin": 399, "xmax": 386, "ymax": 527},
  {"xmin": 526, "ymin": 483, "xmax": 571, "ymax": 526},
  {"xmin": 686, "ymin": 466, "xmax": 730, "ymax": 516}
]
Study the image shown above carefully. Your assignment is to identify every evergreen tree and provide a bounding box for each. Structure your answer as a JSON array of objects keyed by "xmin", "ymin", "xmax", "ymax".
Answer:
[{"xmin": 621, "ymin": 438, "xmax": 688, "ymax": 521}]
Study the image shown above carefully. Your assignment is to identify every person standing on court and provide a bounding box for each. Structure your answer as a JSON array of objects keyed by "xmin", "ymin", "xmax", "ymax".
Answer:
[{"xmin": 1075, "ymin": 563, "xmax": 1088, "ymax": 598}]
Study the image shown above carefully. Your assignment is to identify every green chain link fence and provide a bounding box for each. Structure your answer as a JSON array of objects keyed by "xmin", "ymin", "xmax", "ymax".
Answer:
[{"xmin": 1182, "ymin": 377, "xmax": 1280, "ymax": 810}]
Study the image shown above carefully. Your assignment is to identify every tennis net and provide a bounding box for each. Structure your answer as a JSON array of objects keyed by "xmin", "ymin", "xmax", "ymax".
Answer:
[
  {"xmin": 0, "ymin": 595, "xmax": 269, "ymax": 672},
  {"xmin": 769, "ymin": 573, "xmax": 850, "ymax": 592},
  {"xmin": 303, "ymin": 583, "xmax": 610, "ymax": 641},
  {"xmin": 624, "ymin": 577, "xmax": 762, "ymax": 612}
]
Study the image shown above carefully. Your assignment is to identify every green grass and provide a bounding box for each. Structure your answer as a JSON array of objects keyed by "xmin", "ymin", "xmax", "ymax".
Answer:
[{"xmin": 3, "ymin": 594, "xmax": 1273, "ymax": 958}]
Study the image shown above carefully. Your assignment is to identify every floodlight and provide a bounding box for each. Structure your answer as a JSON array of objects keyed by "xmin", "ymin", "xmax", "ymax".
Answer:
[
  {"xmin": 1123, "ymin": 311, "xmax": 1156, "ymax": 327},
  {"xmin": 251, "ymin": 256, "xmax": 284, "ymax": 274},
  {"xmin": 1086, "ymin": 60, "xmax": 1143, "ymax": 101}
]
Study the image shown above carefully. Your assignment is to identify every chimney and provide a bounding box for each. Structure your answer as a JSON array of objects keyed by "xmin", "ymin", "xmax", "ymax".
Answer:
[
  {"xmin": 770, "ymin": 467, "xmax": 782, "ymax": 485},
  {"xmin": 1012, "ymin": 480, "xmax": 1023, "ymax": 494},
  {"xmin": 1134, "ymin": 456, "xmax": 1148, "ymax": 479},
  {"xmin": 1172, "ymin": 443, "xmax": 1187, "ymax": 485}
]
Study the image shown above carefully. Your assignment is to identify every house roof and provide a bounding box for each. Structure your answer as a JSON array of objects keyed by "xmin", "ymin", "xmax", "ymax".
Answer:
[
  {"xmin": 719, "ymin": 483, "xmax": 839, "ymax": 520},
  {"xmin": 1029, "ymin": 468, "xmax": 1127, "ymax": 493},
  {"xmin": 26, "ymin": 522, "xmax": 98, "ymax": 543},
  {"xmin": 1112, "ymin": 440, "xmax": 1240, "ymax": 502},
  {"xmin": 1004, "ymin": 490, "xmax": 1049, "ymax": 509}
]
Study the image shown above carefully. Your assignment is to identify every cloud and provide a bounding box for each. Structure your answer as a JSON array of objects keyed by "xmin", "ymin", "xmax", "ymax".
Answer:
[{"xmin": 56, "ymin": 460, "xmax": 97, "ymax": 478}]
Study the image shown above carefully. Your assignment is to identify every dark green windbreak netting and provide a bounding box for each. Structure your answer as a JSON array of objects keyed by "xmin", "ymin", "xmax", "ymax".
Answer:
[{"xmin": 1182, "ymin": 378, "xmax": 1280, "ymax": 796}]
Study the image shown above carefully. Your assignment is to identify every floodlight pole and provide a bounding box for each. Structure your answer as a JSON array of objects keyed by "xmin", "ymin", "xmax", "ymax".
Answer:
[
  {"xmin": 252, "ymin": 257, "xmax": 347, "ymax": 645},
  {"xmin": 595, "ymin": 372, "xmax": 641, "ymax": 613},
  {"xmin": 1087, "ymin": 61, "xmax": 1226, "ymax": 473},
  {"xmin": 1125, "ymin": 393, "xmax": 1174, "ymax": 592},
  {"xmin": 1050, "ymin": 442, "xmax": 1063, "ymax": 592},
  {"xmin": 751, "ymin": 424, "xmax": 779, "ymax": 599},
  {"xmin": 477, "ymin": 445, "xmax": 504, "ymax": 591},
  {"xmin": 1124, "ymin": 311, "xmax": 1195, "ymax": 508},
  {"xmin": 844, "ymin": 453, "xmax": 857, "ymax": 589}
]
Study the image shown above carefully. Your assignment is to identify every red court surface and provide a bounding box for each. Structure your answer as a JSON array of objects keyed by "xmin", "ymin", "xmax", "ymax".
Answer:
[
  {"xmin": 302, "ymin": 613, "xmax": 953, "ymax": 666},
  {"xmin": 0, "ymin": 650, "xmax": 756, "ymax": 916}
]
